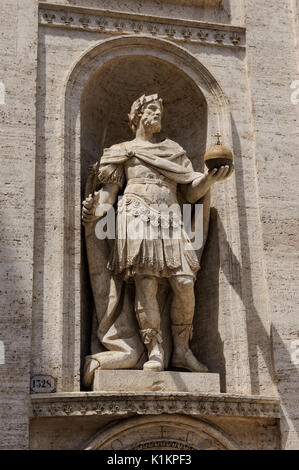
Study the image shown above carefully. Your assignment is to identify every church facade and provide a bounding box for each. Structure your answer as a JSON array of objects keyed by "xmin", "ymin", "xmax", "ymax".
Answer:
[{"xmin": 0, "ymin": 0, "xmax": 298, "ymax": 450}]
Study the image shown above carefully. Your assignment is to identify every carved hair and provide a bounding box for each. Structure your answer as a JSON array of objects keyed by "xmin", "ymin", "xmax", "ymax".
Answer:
[{"xmin": 128, "ymin": 94, "xmax": 163, "ymax": 133}]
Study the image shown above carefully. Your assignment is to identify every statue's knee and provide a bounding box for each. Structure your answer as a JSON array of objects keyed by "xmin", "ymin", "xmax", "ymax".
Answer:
[
  {"xmin": 173, "ymin": 276, "xmax": 194, "ymax": 294},
  {"xmin": 122, "ymin": 350, "xmax": 140, "ymax": 369},
  {"xmin": 136, "ymin": 276, "xmax": 158, "ymax": 296}
]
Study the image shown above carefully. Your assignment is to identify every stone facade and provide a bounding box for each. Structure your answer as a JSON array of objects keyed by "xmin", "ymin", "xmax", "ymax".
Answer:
[{"xmin": 0, "ymin": 0, "xmax": 298, "ymax": 450}]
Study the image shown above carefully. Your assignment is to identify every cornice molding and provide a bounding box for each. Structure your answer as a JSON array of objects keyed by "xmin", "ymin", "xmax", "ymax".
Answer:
[
  {"xmin": 31, "ymin": 392, "xmax": 280, "ymax": 419},
  {"xmin": 39, "ymin": 3, "xmax": 245, "ymax": 49}
]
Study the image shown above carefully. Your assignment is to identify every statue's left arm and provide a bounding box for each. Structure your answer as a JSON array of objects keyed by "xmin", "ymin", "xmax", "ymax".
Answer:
[{"xmin": 181, "ymin": 166, "xmax": 233, "ymax": 203}]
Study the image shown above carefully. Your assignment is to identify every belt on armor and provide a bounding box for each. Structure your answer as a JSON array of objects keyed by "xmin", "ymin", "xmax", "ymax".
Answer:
[{"xmin": 126, "ymin": 177, "xmax": 177, "ymax": 191}]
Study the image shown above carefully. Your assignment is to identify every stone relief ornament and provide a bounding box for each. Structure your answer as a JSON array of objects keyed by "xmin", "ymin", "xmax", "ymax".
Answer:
[
  {"xmin": 31, "ymin": 393, "xmax": 280, "ymax": 419},
  {"xmin": 39, "ymin": 7, "xmax": 246, "ymax": 48},
  {"xmin": 82, "ymin": 94, "xmax": 234, "ymax": 387}
]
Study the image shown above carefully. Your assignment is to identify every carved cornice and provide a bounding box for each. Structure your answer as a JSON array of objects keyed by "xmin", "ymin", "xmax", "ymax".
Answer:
[
  {"xmin": 39, "ymin": 3, "xmax": 245, "ymax": 49},
  {"xmin": 31, "ymin": 392, "xmax": 280, "ymax": 419}
]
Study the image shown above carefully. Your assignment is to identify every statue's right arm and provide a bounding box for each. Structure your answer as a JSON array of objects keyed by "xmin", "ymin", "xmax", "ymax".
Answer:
[
  {"xmin": 95, "ymin": 183, "xmax": 119, "ymax": 218},
  {"xmin": 82, "ymin": 183, "xmax": 119, "ymax": 224}
]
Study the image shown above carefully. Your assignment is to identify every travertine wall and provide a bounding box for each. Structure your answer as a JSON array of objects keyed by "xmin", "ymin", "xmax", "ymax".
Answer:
[
  {"xmin": 0, "ymin": 0, "xmax": 38, "ymax": 450},
  {"xmin": 0, "ymin": 0, "xmax": 298, "ymax": 450},
  {"xmin": 245, "ymin": 0, "xmax": 299, "ymax": 450}
]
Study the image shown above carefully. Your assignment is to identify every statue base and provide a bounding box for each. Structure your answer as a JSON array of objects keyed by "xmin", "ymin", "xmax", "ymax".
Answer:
[{"xmin": 93, "ymin": 370, "xmax": 220, "ymax": 393}]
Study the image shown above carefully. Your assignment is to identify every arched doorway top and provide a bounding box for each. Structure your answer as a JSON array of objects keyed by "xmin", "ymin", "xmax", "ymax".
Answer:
[{"xmin": 83, "ymin": 415, "xmax": 239, "ymax": 450}]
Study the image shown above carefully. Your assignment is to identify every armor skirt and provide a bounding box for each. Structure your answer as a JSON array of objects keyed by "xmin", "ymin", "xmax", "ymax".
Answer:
[{"xmin": 107, "ymin": 194, "xmax": 200, "ymax": 280}]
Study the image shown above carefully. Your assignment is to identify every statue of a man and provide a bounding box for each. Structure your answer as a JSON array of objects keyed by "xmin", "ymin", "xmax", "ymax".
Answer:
[{"xmin": 82, "ymin": 94, "xmax": 233, "ymax": 386}]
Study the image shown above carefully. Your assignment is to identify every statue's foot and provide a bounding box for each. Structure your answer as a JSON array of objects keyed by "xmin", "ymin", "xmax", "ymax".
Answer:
[
  {"xmin": 143, "ymin": 358, "xmax": 164, "ymax": 372},
  {"xmin": 171, "ymin": 349, "xmax": 208, "ymax": 373},
  {"xmin": 140, "ymin": 328, "xmax": 164, "ymax": 372},
  {"xmin": 83, "ymin": 355, "xmax": 100, "ymax": 387}
]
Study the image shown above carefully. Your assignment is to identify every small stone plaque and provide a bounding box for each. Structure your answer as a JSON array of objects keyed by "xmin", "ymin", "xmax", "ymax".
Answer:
[{"xmin": 30, "ymin": 374, "xmax": 57, "ymax": 394}]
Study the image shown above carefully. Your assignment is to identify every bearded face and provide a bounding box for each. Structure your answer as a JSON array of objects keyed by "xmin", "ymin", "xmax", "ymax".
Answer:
[{"xmin": 139, "ymin": 101, "xmax": 162, "ymax": 134}]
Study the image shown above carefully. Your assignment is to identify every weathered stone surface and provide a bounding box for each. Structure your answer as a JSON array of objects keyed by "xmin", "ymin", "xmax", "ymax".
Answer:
[
  {"xmin": 93, "ymin": 370, "xmax": 220, "ymax": 393},
  {"xmin": 29, "ymin": 393, "xmax": 280, "ymax": 449},
  {"xmin": 0, "ymin": 0, "xmax": 38, "ymax": 451},
  {"xmin": 245, "ymin": 0, "xmax": 299, "ymax": 450},
  {"xmin": 0, "ymin": 0, "xmax": 298, "ymax": 451},
  {"xmin": 84, "ymin": 415, "xmax": 238, "ymax": 450},
  {"xmin": 30, "ymin": 391, "xmax": 280, "ymax": 419}
]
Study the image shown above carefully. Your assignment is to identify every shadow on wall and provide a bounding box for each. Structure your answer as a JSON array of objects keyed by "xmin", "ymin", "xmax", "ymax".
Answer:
[
  {"xmin": 271, "ymin": 326, "xmax": 299, "ymax": 447},
  {"xmin": 193, "ymin": 207, "xmax": 226, "ymax": 391},
  {"xmin": 229, "ymin": 116, "xmax": 275, "ymax": 395},
  {"xmin": 229, "ymin": 116, "xmax": 299, "ymax": 443},
  {"xmin": 195, "ymin": 113, "xmax": 299, "ymax": 407}
]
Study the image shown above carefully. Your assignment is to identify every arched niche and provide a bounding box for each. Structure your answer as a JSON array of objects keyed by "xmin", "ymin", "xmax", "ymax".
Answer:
[
  {"xmin": 63, "ymin": 36, "xmax": 248, "ymax": 393},
  {"xmin": 83, "ymin": 415, "xmax": 238, "ymax": 450},
  {"xmin": 80, "ymin": 54, "xmax": 208, "ymax": 190},
  {"xmin": 80, "ymin": 53, "xmax": 209, "ymax": 371}
]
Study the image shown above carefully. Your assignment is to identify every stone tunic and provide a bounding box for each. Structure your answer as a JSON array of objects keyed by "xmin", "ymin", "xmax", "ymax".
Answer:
[{"xmin": 97, "ymin": 139, "xmax": 202, "ymax": 280}]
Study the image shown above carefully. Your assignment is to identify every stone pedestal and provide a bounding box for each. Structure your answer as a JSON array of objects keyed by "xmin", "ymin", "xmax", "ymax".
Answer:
[{"xmin": 93, "ymin": 370, "xmax": 220, "ymax": 393}]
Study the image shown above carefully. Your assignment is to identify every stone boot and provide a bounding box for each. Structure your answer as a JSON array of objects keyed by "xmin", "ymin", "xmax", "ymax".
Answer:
[
  {"xmin": 171, "ymin": 324, "xmax": 208, "ymax": 372},
  {"xmin": 140, "ymin": 328, "xmax": 164, "ymax": 372}
]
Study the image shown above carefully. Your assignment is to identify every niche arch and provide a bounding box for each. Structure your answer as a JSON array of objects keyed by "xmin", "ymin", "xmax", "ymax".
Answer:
[
  {"xmin": 83, "ymin": 415, "xmax": 239, "ymax": 450},
  {"xmin": 62, "ymin": 36, "xmax": 247, "ymax": 393}
]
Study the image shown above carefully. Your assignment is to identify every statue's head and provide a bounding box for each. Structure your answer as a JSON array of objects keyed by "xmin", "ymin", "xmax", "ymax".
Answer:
[{"xmin": 128, "ymin": 94, "xmax": 163, "ymax": 134}]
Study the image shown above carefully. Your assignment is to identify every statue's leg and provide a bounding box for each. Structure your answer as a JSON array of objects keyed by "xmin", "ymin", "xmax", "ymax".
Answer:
[
  {"xmin": 134, "ymin": 275, "xmax": 164, "ymax": 372},
  {"xmin": 169, "ymin": 275, "xmax": 208, "ymax": 372}
]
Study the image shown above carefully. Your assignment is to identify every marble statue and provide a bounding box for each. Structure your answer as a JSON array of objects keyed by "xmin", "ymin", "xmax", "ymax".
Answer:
[{"xmin": 82, "ymin": 94, "xmax": 233, "ymax": 387}]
